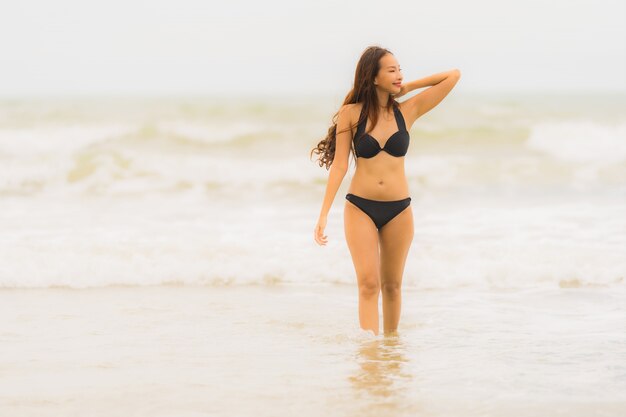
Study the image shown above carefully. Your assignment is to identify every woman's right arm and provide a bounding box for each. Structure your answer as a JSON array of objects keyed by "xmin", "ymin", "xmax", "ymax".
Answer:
[{"xmin": 314, "ymin": 104, "xmax": 353, "ymax": 246}]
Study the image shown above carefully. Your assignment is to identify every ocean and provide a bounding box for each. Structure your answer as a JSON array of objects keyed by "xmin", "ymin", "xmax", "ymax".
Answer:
[{"xmin": 0, "ymin": 92, "xmax": 624, "ymax": 416}]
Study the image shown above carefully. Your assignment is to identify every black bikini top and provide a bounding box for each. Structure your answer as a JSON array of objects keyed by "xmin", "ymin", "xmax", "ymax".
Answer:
[{"xmin": 354, "ymin": 104, "xmax": 410, "ymax": 158}]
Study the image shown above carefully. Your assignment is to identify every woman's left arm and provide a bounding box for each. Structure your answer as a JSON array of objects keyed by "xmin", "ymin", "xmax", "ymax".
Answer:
[{"xmin": 396, "ymin": 69, "xmax": 461, "ymax": 124}]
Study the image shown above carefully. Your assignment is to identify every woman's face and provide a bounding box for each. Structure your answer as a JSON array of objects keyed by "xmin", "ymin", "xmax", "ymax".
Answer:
[{"xmin": 374, "ymin": 53, "xmax": 403, "ymax": 94}]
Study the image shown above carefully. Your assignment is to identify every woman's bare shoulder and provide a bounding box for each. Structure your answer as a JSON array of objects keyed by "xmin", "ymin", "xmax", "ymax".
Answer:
[{"xmin": 341, "ymin": 103, "xmax": 363, "ymax": 124}]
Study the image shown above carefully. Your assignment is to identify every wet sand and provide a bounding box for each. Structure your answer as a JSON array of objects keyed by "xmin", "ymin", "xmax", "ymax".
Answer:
[{"xmin": 1, "ymin": 283, "xmax": 625, "ymax": 417}]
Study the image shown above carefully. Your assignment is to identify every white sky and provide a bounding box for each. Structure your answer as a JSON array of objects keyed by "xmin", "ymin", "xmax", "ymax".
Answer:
[{"xmin": 0, "ymin": 0, "xmax": 624, "ymax": 96}]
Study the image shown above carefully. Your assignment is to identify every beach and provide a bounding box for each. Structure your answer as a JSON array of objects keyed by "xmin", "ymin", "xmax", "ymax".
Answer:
[
  {"xmin": 0, "ymin": 93, "xmax": 625, "ymax": 415},
  {"xmin": 2, "ymin": 0, "xmax": 625, "ymax": 413},
  {"xmin": 1, "ymin": 283, "xmax": 625, "ymax": 416}
]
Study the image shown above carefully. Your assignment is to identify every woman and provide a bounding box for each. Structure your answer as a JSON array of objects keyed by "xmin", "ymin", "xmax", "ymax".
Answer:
[{"xmin": 310, "ymin": 46, "xmax": 460, "ymax": 336}]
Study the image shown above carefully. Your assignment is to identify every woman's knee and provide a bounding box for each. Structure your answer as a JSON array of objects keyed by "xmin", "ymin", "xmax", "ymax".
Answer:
[
  {"xmin": 381, "ymin": 280, "xmax": 401, "ymax": 298},
  {"xmin": 358, "ymin": 272, "xmax": 380, "ymax": 297}
]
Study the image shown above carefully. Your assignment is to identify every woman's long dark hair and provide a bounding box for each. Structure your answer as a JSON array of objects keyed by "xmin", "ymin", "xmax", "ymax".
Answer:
[{"xmin": 310, "ymin": 45, "xmax": 400, "ymax": 170}]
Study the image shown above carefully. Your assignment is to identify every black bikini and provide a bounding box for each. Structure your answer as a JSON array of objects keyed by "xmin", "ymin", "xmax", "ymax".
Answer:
[
  {"xmin": 345, "ymin": 104, "xmax": 412, "ymax": 230},
  {"xmin": 353, "ymin": 105, "xmax": 410, "ymax": 159}
]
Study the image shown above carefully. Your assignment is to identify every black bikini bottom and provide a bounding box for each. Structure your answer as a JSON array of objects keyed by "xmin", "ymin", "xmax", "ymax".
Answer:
[{"xmin": 345, "ymin": 193, "xmax": 411, "ymax": 230}]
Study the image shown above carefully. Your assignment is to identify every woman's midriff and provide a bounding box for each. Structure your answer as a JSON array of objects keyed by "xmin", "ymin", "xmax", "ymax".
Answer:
[{"xmin": 347, "ymin": 157, "xmax": 410, "ymax": 200}]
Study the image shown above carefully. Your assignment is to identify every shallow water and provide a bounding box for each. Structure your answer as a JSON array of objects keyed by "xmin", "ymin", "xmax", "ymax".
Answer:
[{"xmin": 1, "ymin": 284, "xmax": 624, "ymax": 416}]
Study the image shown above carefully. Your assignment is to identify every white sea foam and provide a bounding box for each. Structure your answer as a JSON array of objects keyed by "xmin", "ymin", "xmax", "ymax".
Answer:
[{"xmin": 0, "ymin": 94, "xmax": 624, "ymax": 289}]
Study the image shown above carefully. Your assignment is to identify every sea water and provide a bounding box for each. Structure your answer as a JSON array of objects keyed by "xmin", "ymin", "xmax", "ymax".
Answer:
[{"xmin": 0, "ymin": 93, "xmax": 624, "ymax": 416}]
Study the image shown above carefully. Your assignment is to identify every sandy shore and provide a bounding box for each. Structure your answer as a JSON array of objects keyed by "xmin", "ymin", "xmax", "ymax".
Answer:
[{"xmin": 1, "ymin": 283, "xmax": 625, "ymax": 417}]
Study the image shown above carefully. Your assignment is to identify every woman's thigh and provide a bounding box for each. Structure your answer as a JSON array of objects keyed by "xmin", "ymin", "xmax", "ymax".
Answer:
[
  {"xmin": 343, "ymin": 201, "xmax": 380, "ymax": 283},
  {"xmin": 379, "ymin": 205, "xmax": 414, "ymax": 286}
]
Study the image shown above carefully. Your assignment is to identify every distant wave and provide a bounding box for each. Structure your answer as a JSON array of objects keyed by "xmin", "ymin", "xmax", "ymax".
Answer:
[
  {"xmin": 526, "ymin": 121, "xmax": 626, "ymax": 162},
  {"xmin": 1, "ymin": 96, "xmax": 624, "ymax": 291}
]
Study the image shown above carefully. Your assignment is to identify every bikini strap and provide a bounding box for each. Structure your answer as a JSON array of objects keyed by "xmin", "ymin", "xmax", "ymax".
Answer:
[
  {"xmin": 354, "ymin": 104, "xmax": 366, "ymax": 138},
  {"xmin": 355, "ymin": 104, "xmax": 405, "ymax": 137},
  {"xmin": 393, "ymin": 105, "xmax": 407, "ymax": 132}
]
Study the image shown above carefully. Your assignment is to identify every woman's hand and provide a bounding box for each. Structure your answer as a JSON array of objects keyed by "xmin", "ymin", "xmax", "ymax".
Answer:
[{"xmin": 314, "ymin": 216, "xmax": 328, "ymax": 246}]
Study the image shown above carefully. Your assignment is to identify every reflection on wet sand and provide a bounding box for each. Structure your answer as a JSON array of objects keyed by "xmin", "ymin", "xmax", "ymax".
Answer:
[{"xmin": 348, "ymin": 332, "xmax": 417, "ymax": 416}]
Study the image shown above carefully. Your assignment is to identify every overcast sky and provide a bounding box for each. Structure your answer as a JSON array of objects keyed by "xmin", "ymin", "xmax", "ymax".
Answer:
[{"xmin": 0, "ymin": 0, "xmax": 624, "ymax": 96}]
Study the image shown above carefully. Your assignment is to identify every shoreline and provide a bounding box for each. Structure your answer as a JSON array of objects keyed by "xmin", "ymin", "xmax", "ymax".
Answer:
[{"xmin": 1, "ymin": 283, "xmax": 624, "ymax": 417}]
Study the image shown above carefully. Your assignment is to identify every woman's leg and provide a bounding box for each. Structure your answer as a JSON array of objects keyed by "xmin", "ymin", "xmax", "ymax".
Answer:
[
  {"xmin": 344, "ymin": 200, "xmax": 381, "ymax": 335},
  {"xmin": 379, "ymin": 205, "xmax": 414, "ymax": 334}
]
